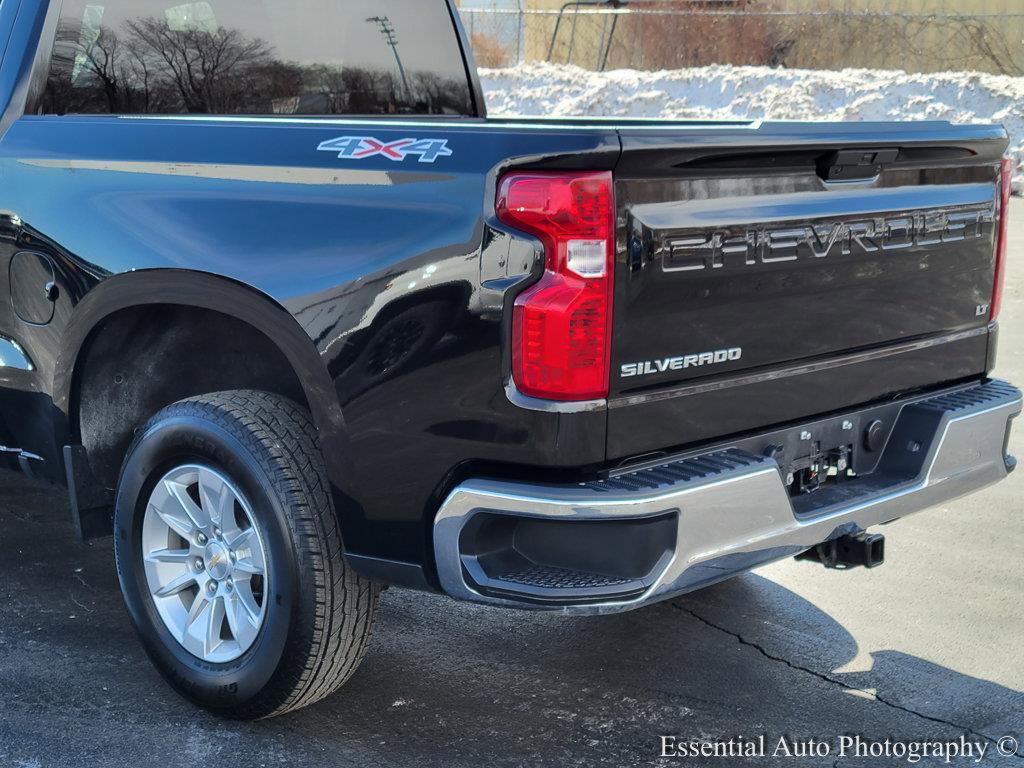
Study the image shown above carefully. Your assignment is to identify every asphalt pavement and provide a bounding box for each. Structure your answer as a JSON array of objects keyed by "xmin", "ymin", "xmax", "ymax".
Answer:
[{"xmin": 0, "ymin": 201, "xmax": 1021, "ymax": 768}]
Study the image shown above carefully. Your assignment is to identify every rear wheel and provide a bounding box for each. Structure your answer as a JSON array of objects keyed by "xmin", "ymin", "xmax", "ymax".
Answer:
[{"xmin": 114, "ymin": 390, "xmax": 379, "ymax": 719}]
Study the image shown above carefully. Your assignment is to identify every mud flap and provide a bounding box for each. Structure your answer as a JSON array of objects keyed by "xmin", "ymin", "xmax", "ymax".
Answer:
[{"xmin": 64, "ymin": 444, "xmax": 114, "ymax": 539}]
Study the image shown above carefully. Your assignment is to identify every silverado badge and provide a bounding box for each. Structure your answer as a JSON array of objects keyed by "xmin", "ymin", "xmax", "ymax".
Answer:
[{"xmin": 621, "ymin": 348, "xmax": 743, "ymax": 378}]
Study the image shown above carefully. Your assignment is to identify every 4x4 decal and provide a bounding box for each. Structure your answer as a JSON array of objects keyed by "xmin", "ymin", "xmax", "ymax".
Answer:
[{"xmin": 317, "ymin": 136, "xmax": 453, "ymax": 163}]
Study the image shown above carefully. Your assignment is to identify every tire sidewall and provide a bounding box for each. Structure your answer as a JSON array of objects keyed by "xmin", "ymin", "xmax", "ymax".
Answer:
[{"xmin": 114, "ymin": 413, "xmax": 299, "ymax": 713}]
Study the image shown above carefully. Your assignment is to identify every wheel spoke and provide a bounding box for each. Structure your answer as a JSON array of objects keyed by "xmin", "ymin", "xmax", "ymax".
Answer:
[
  {"xmin": 150, "ymin": 498, "xmax": 194, "ymax": 540},
  {"xmin": 154, "ymin": 570, "xmax": 196, "ymax": 599},
  {"xmin": 159, "ymin": 478, "xmax": 209, "ymax": 536},
  {"xmin": 205, "ymin": 596, "xmax": 226, "ymax": 657},
  {"xmin": 232, "ymin": 533, "xmax": 266, "ymax": 576},
  {"xmin": 197, "ymin": 467, "xmax": 233, "ymax": 531},
  {"xmin": 145, "ymin": 548, "xmax": 191, "ymax": 565},
  {"xmin": 180, "ymin": 592, "xmax": 211, "ymax": 658},
  {"xmin": 226, "ymin": 526, "xmax": 254, "ymax": 551},
  {"xmin": 234, "ymin": 580, "xmax": 263, "ymax": 625},
  {"xmin": 232, "ymin": 559, "xmax": 264, "ymax": 576},
  {"xmin": 225, "ymin": 592, "xmax": 260, "ymax": 648},
  {"xmin": 167, "ymin": 478, "xmax": 210, "ymax": 531},
  {"xmin": 184, "ymin": 592, "xmax": 209, "ymax": 632}
]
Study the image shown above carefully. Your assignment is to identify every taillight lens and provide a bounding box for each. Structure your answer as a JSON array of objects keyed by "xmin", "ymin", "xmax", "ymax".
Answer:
[
  {"xmin": 991, "ymin": 156, "xmax": 1013, "ymax": 321},
  {"xmin": 497, "ymin": 171, "xmax": 615, "ymax": 401}
]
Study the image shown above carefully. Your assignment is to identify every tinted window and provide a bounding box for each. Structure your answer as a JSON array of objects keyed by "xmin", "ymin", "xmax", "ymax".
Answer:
[{"xmin": 39, "ymin": 0, "xmax": 474, "ymax": 116}]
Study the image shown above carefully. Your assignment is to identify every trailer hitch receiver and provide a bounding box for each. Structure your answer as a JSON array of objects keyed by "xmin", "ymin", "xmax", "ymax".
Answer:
[{"xmin": 796, "ymin": 532, "xmax": 885, "ymax": 569}]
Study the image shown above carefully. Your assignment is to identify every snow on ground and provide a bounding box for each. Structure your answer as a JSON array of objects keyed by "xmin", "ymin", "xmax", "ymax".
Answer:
[{"xmin": 480, "ymin": 62, "xmax": 1024, "ymax": 194}]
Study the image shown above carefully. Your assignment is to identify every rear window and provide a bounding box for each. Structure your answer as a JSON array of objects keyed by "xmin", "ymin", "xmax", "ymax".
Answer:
[{"xmin": 38, "ymin": 0, "xmax": 475, "ymax": 116}]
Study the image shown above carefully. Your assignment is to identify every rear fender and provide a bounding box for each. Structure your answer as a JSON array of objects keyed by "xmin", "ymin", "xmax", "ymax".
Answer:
[{"xmin": 54, "ymin": 269, "xmax": 354, "ymax": 527}]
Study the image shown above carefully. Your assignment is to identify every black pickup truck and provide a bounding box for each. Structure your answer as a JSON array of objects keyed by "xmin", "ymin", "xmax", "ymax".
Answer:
[{"xmin": 0, "ymin": 0, "xmax": 1017, "ymax": 719}]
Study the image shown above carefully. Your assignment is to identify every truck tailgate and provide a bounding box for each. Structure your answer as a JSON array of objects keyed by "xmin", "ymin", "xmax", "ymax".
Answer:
[{"xmin": 608, "ymin": 121, "xmax": 1008, "ymax": 460}]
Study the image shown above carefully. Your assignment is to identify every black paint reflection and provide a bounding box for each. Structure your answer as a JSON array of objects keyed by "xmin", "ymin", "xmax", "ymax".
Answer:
[{"xmin": 331, "ymin": 285, "xmax": 468, "ymax": 405}]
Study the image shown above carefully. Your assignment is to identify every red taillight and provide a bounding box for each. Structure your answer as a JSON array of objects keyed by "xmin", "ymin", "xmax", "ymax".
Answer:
[
  {"xmin": 497, "ymin": 171, "xmax": 615, "ymax": 401},
  {"xmin": 991, "ymin": 156, "xmax": 1013, "ymax": 321}
]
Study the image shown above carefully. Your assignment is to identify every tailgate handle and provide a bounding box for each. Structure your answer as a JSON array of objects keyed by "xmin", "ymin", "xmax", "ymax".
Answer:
[{"xmin": 819, "ymin": 148, "xmax": 899, "ymax": 182}]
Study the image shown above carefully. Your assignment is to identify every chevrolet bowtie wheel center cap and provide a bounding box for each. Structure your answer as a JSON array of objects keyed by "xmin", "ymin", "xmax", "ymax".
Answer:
[{"xmin": 204, "ymin": 541, "xmax": 232, "ymax": 581}]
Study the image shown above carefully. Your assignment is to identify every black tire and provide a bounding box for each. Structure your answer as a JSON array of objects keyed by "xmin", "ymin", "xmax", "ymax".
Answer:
[{"xmin": 114, "ymin": 390, "xmax": 379, "ymax": 719}]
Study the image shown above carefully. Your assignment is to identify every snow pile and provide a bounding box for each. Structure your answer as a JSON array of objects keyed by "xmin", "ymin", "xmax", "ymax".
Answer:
[{"xmin": 480, "ymin": 63, "xmax": 1024, "ymax": 194}]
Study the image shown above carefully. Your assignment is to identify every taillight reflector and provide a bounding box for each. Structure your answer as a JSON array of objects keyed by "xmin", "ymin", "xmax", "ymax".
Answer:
[{"xmin": 497, "ymin": 171, "xmax": 615, "ymax": 401}]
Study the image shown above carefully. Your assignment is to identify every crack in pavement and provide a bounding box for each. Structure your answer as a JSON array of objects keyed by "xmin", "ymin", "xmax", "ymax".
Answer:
[{"xmin": 671, "ymin": 603, "xmax": 1022, "ymax": 759}]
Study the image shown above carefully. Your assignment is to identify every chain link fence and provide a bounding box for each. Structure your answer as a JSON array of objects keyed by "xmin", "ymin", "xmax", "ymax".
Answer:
[{"xmin": 458, "ymin": 3, "xmax": 1024, "ymax": 75}]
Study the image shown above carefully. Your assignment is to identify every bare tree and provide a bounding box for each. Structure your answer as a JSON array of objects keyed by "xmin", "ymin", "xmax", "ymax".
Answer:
[{"xmin": 125, "ymin": 18, "xmax": 275, "ymax": 113}]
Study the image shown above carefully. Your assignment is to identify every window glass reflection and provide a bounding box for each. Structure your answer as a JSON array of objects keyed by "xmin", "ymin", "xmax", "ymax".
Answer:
[{"xmin": 41, "ymin": 0, "xmax": 475, "ymax": 116}]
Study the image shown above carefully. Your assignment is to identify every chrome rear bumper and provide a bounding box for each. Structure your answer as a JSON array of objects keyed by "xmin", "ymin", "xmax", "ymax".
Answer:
[{"xmin": 433, "ymin": 380, "xmax": 1021, "ymax": 614}]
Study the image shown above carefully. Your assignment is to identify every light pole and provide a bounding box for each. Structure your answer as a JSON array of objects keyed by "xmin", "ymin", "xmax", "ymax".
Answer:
[{"xmin": 366, "ymin": 15, "xmax": 413, "ymax": 106}]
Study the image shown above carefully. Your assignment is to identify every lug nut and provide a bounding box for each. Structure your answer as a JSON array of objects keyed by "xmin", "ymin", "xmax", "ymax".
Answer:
[
  {"xmin": 213, "ymin": 527, "xmax": 222, "ymax": 539},
  {"xmin": 197, "ymin": 533, "xmax": 207, "ymax": 545},
  {"xmin": 194, "ymin": 558, "xmax": 204, "ymax": 570},
  {"xmin": 225, "ymin": 579, "xmax": 234, "ymax": 593},
  {"xmin": 207, "ymin": 581, "xmax": 217, "ymax": 595}
]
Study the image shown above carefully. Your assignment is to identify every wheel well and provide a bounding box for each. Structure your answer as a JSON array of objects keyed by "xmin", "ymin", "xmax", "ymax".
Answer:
[{"xmin": 74, "ymin": 304, "xmax": 309, "ymax": 488}]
